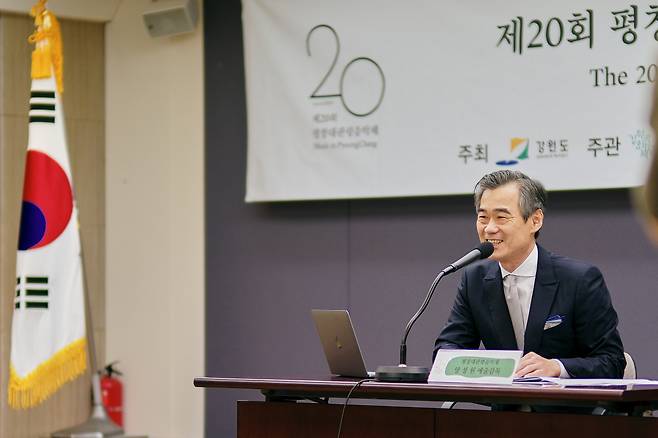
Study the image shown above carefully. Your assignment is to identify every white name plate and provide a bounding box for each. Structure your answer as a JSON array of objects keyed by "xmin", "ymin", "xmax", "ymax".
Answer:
[{"xmin": 429, "ymin": 349, "xmax": 522, "ymax": 385}]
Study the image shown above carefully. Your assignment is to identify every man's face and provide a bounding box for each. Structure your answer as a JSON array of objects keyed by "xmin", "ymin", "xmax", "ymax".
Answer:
[{"xmin": 476, "ymin": 182, "xmax": 543, "ymax": 271}]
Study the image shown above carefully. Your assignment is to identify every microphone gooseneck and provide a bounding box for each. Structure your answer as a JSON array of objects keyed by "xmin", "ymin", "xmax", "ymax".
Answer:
[
  {"xmin": 375, "ymin": 242, "xmax": 495, "ymax": 383},
  {"xmin": 398, "ymin": 270, "xmax": 446, "ymax": 366},
  {"xmin": 398, "ymin": 242, "xmax": 493, "ymax": 365}
]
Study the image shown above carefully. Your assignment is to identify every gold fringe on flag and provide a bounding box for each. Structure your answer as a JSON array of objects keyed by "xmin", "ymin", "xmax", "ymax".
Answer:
[
  {"xmin": 28, "ymin": 0, "xmax": 64, "ymax": 94},
  {"xmin": 8, "ymin": 338, "xmax": 87, "ymax": 409}
]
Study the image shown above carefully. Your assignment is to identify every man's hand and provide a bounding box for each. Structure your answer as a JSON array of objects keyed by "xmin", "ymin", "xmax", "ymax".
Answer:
[{"xmin": 515, "ymin": 352, "xmax": 561, "ymax": 377}]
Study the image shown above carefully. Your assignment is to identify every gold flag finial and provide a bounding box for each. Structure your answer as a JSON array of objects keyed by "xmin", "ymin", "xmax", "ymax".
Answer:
[{"xmin": 28, "ymin": 0, "xmax": 63, "ymax": 94}]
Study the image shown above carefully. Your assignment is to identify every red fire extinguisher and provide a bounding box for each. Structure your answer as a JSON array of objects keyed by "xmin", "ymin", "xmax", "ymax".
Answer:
[{"xmin": 101, "ymin": 361, "xmax": 123, "ymax": 427}]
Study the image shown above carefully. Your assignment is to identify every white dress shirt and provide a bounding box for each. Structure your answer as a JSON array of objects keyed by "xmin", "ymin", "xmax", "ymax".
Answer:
[{"xmin": 500, "ymin": 244, "xmax": 569, "ymax": 378}]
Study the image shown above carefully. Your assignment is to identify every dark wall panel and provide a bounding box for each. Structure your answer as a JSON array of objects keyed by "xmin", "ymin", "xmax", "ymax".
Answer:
[{"xmin": 204, "ymin": 2, "xmax": 658, "ymax": 436}]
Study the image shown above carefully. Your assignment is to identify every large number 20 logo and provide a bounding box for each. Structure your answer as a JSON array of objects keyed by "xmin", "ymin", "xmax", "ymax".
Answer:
[{"xmin": 306, "ymin": 24, "xmax": 385, "ymax": 117}]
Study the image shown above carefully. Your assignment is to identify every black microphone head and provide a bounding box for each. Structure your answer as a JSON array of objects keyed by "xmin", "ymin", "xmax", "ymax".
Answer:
[{"xmin": 477, "ymin": 241, "xmax": 495, "ymax": 259}]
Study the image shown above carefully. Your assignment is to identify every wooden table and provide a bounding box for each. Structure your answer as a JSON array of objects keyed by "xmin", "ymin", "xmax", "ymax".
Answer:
[{"xmin": 195, "ymin": 376, "xmax": 658, "ymax": 437}]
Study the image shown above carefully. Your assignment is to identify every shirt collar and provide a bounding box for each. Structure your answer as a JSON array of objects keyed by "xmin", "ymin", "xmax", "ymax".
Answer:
[{"xmin": 499, "ymin": 244, "xmax": 538, "ymax": 278}]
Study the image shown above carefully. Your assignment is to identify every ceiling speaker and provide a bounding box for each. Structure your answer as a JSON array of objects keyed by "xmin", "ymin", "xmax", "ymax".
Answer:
[{"xmin": 143, "ymin": 0, "xmax": 198, "ymax": 38}]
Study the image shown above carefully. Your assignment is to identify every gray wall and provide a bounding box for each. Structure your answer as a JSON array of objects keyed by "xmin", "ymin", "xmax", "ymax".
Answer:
[{"xmin": 204, "ymin": 2, "xmax": 658, "ymax": 436}]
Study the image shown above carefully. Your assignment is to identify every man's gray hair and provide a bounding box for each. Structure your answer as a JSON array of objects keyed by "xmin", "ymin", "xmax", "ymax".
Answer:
[{"xmin": 474, "ymin": 170, "xmax": 547, "ymax": 236}]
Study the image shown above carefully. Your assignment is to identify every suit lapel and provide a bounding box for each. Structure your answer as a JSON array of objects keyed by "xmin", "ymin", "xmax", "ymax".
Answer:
[
  {"xmin": 523, "ymin": 246, "xmax": 558, "ymax": 354},
  {"xmin": 484, "ymin": 263, "xmax": 518, "ymax": 350}
]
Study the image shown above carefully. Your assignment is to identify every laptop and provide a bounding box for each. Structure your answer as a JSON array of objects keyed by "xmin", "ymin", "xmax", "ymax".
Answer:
[{"xmin": 311, "ymin": 309, "xmax": 375, "ymax": 378}]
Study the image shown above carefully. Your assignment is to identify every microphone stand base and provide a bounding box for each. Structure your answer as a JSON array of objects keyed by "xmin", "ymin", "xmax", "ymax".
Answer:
[{"xmin": 374, "ymin": 365, "xmax": 429, "ymax": 383}]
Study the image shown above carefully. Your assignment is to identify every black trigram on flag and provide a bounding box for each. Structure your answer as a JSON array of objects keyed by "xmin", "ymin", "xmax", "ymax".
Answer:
[
  {"xmin": 29, "ymin": 90, "xmax": 56, "ymax": 124},
  {"xmin": 15, "ymin": 276, "xmax": 49, "ymax": 309}
]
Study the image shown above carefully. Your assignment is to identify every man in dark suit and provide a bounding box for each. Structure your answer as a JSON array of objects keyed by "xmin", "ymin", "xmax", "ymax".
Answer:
[{"xmin": 434, "ymin": 170, "xmax": 625, "ymax": 378}]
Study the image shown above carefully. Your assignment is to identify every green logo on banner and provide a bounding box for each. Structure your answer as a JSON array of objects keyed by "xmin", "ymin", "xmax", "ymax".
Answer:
[{"xmin": 446, "ymin": 356, "xmax": 515, "ymax": 378}]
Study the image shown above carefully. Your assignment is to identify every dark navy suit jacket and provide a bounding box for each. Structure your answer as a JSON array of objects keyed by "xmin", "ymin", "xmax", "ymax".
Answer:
[{"xmin": 434, "ymin": 245, "xmax": 626, "ymax": 378}]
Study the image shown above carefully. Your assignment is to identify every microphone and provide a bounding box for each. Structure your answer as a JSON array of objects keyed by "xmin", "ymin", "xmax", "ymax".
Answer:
[
  {"xmin": 443, "ymin": 241, "xmax": 494, "ymax": 275},
  {"xmin": 375, "ymin": 242, "xmax": 495, "ymax": 382}
]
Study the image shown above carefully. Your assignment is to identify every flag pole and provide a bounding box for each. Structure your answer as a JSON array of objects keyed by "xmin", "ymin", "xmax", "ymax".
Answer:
[
  {"xmin": 22, "ymin": 0, "xmax": 124, "ymax": 436},
  {"xmin": 51, "ymin": 239, "xmax": 124, "ymax": 437}
]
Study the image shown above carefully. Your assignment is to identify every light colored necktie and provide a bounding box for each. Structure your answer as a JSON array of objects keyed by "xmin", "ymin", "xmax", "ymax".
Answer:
[{"xmin": 504, "ymin": 274, "xmax": 525, "ymax": 350}]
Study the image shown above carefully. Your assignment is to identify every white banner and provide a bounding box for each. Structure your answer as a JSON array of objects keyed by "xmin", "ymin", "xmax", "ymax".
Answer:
[{"xmin": 242, "ymin": 0, "xmax": 657, "ymax": 202}]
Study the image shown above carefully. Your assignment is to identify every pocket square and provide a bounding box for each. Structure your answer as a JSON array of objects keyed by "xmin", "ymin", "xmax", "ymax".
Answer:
[{"xmin": 544, "ymin": 315, "xmax": 563, "ymax": 330}]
